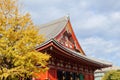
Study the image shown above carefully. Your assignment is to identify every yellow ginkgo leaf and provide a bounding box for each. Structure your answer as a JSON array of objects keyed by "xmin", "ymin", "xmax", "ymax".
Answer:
[{"xmin": 0, "ymin": 0, "xmax": 50, "ymax": 80}]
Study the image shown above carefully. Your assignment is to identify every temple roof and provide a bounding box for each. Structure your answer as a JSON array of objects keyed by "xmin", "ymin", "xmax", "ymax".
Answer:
[
  {"xmin": 37, "ymin": 38, "xmax": 112, "ymax": 68},
  {"xmin": 39, "ymin": 16, "xmax": 69, "ymax": 41},
  {"xmin": 38, "ymin": 16, "xmax": 112, "ymax": 68},
  {"xmin": 39, "ymin": 16, "xmax": 85, "ymax": 55}
]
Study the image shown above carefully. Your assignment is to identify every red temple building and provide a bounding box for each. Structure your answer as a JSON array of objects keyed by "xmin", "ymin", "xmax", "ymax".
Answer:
[{"xmin": 35, "ymin": 16, "xmax": 112, "ymax": 80}]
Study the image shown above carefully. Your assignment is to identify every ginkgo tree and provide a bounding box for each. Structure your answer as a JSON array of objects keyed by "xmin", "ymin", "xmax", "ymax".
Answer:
[{"xmin": 0, "ymin": 0, "xmax": 50, "ymax": 80}]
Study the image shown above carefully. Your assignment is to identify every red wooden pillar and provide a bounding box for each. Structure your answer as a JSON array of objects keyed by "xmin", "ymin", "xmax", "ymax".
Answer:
[
  {"xmin": 88, "ymin": 74, "xmax": 94, "ymax": 80},
  {"xmin": 84, "ymin": 74, "xmax": 89, "ymax": 80},
  {"xmin": 92, "ymin": 74, "xmax": 94, "ymax": 80},
  {"xmin": 48, "ymin": 68, "xmax": 57, "ymax": 80}
]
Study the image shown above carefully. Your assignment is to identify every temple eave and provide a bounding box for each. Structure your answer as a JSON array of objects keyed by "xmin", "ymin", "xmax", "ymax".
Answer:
[{"xmin": 37, "ymin": 39, "xmax": 112, "ymax": 69}]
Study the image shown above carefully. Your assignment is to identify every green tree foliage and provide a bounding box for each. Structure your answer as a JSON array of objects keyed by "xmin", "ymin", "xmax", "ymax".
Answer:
[
  {"xmin": 102, "ymin": 70, "xmax": 120, "ymax": 80},
  {"xmin": 0, "ymin": 0, "xmax": 50, "ymax": 80}
]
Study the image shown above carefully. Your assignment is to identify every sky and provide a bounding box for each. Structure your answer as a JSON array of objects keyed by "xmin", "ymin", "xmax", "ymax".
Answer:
[{"xmin": 21, "ymin": 0, "xmax": 120, "ymax": 66}]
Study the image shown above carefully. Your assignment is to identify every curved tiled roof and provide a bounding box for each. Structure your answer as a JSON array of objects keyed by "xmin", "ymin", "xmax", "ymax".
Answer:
[
  {"xmin": 37, "ymin": 16, "xmax": 112, "ymax": 68},
  {"xmin": 37, "ymin": 39, "xmax": 112, "ymax": 68},
  {"xmin": 39, "ymin": 16, "xmax": 69, "ymax": 40}
]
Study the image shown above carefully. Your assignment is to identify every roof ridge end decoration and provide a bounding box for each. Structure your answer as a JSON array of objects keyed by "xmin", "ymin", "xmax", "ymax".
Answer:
[{"xmin": 65, "ymin": 15, "xmax": 70, "ymax": 20}]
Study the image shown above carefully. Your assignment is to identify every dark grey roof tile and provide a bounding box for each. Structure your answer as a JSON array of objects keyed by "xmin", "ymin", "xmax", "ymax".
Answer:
[{"xmin": 39, "ymin": 16, "xmax": 69, "ymax": 40}]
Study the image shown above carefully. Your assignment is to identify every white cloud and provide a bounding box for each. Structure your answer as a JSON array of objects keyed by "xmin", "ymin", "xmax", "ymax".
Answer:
[
  {"xmin": 78, "ymin": 14, "xmax": 108, "ymax": 30},
  {"xmin": 74, "ymin": 12, "xmax": 120, "ymax": 40},
  {"xmin": 111, "ymin": 12, "xmax": 120, "ymax": 20},
  {"xmin": 79, "ymin": 37, "xmax": 120, "ymax": 65}
]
